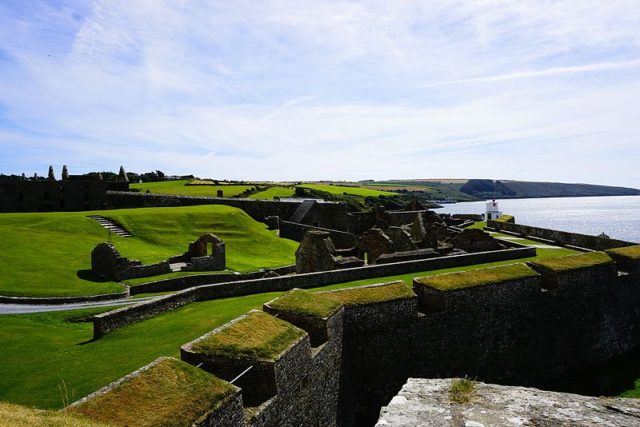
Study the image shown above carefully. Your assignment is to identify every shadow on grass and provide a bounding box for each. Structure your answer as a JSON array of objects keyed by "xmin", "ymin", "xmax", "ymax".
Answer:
[
  {"xmin": 77, "ymin": 337, "xmax": 98, "ymax": 346},
  {"xmin": 76, "ymin": 269, "xmax": 111, "ymax": 283}
]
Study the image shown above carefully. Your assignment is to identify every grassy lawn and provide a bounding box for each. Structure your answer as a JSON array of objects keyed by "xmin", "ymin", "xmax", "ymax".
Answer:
[
  {"xmin": 0, "ymin": 211, "xmax": 125, "ymax": 297},
  {"xmin": 300, "ymin": 183, "xmax": 395, "ymax": 198},
  {"xmin": 130, "ymin": 180, "xmax": 254, "ymax": 197},
  {"xmin": 248, "ymin": 186, "xmax": 296, "ymax": 200},
  {"xmin": 0, "ymin": 293, "xmax": 280, "ymax": 410},
  {"xmin": 0, "ymin": 205, "xmax": 297, "ymax": 297},
  {"xmin": 106, "ymin": 205, "xmax": 297, "ymax": 270}
]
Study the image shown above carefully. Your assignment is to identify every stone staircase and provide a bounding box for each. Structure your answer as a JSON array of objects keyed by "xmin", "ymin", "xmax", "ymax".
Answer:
[
  {"xmin": 88, "ymin": 215, "xmax": 133, "ymax": 238},
  {"xmin": 289, "ymin": 199, "xmax": 316, "ymax": 223}
]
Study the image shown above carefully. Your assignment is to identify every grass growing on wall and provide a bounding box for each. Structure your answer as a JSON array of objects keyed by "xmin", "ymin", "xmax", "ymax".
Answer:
[
  {"xmin": 415, "ymin": 264, "xmax": 538, "ymax": 291},
  {"xmin": 191, "ymin": 311, "xmax": 305, "ymax": 360},
  {"xmin": 266, "ymin": 289, "xmax": 342, "ymax": 318},
  {"xmin": 69, "ymin": 358, "xmax": 235, "ymax": 427},
  {"xmin": 130, "ymin": 180, "xmax": 254, "ymax": 197},
  {"xmin": 607, "ymin": 245, "xmax": 640, "ymax": 260},
  {"xmin": 0, "ymin": 205, "xmax": 297, "ymax": 297},
  {"xmin": 529, "ymin": 251, "xmax": 613, "ymax": 272},
  {"xmin": 321, "ymin": 281, "xmax": 415, "ymax": 305}
]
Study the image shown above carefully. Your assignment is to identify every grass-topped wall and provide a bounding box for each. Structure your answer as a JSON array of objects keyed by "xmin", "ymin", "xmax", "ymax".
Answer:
[
  {"xmin": 528, "ymin": 252, "xmax": 616, "ymax": 290},
  {"xmin": 414, "ymin": 263, "xmax": 538, "ymax": 292},
  {"xmin": 319, "ymin": 281, "xmax": 415, "ymax": 306},
  {"xmin": 265, "ymin": 289, "xmax": 342, "ymax": 319},
  {"xmin": 188, "ymin": 310, "xmax": 306, "ymax": 361},
  {"xmin": 264, "ymin": 289, "xmax": 343, "ymax": 346},
  {"xmin": 413, "ymin": 264, "xmax": 541, "ymax": 313},
  {"xmin": 181, "ymin": 310, "xmax": 311, "ymax": 407},
  {"xmin": 606, "ymin": 245, "xmax": 640, "ymax": 273},
  {"xmin": 69, "ymin": 357, "xmax": 239, "ymax": 427},
  {"xmin": 496, "ymin": 214, "xmax": 515, "ymax": 223},
  {"xmin": 528, "ymin": 251, "xmax": 613, "ymax": 273},
  {"xmin": 319, "ymin": 281, "xmax": 418, "ymax": 330}
]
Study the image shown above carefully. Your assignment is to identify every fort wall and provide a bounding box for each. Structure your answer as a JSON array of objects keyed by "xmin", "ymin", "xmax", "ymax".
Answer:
[
  {"xmin": 487, "ymin": 219, "xmax": 637, "ymax": 249},
  {"xmin": 93, "ymin": 246, "xmax": 534, "ymax": 337},
  {"xmin": 0, "ymin": 180, "xmax": 109, "ymax": 212},
  {"xmin": 80, "ymin": 252, "xmax": 640, "ymax": 426}
]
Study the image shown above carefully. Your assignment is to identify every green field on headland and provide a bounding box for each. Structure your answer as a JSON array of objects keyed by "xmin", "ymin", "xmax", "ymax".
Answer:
[{"xmin": 130, "ymin": 179, "xmax": 254, "ymax": 197}]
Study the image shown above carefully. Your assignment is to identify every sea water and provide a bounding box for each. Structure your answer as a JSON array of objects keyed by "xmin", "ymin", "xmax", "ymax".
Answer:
[{"xmin": 434, "ymin": 195, "xmax": 640, "ymax": 244}]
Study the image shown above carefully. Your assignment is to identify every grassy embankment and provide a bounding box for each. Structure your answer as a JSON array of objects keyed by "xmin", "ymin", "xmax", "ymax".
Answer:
[
  {"xmin": 248, "ymin": 186, "xmax": 296, "ymax": 200},
  {"xmin": 130, "ymin": 179, "xmax": 254, "ymax": 197},
  {"xmin": 0, "ymin": 205, "xmax": 297, "ymax": 297},
  {"xmin": 0, "ymin": 224, "xmax": 579, "ymax": 409}
]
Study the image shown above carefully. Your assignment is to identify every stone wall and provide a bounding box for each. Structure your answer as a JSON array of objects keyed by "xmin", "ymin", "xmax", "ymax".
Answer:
[
  {"xmin": 0, "ymin": 180, "xmax": 109, "ymax": 212},
  {"xmin": 93, "ymin": 246, "xmax": 535, "ymax": 338},
  {"xmin": 91, "ymin": 242, "xmax": 171, "ymax": 281},
  {"xmin": 129, "ymin": 265, "xmax": 295, "ymax": 295},
  {"xmin": 487, "ymin": 219, "xmax": 637, "ymax": 249},
  {"xmin": 279, "ymin": 220, "xmax": 358, "ymax": 249}
]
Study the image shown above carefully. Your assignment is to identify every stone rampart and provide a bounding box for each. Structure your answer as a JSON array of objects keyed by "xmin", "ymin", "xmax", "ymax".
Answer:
[
  {"xmin": 487, "ymin": 219, "xmax": 637, "ymax": 249},
  {"xmin": 93, "ymin": 289, "xmax": 199, "ymax": 338},
  {"xmin": 79, "ymin": 253, "xmax": 640, "ymax": 426},
  {"xmin": 93, "ymin": 246, "xmax": 535, "ymax": 337},
  {"xmin": 129, "ymin": 265, "xmax": 295, "ymax": 295}
]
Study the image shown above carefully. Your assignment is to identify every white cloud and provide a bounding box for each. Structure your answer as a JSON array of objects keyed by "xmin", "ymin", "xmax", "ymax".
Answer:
[{"xmin": 0, "ymin": 0, "xmax": 639, "ymax": 187}]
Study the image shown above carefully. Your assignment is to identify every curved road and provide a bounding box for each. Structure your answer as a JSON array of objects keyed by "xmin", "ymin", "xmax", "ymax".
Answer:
[{"xmin": 0, "ymin": 296, "xmax": 156, "ymax": 314}]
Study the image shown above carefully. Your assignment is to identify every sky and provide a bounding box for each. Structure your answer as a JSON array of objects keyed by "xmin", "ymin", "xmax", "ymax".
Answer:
[{"xmin": 1, "ymin": 0, "xmax": 639, "ymax": 186}]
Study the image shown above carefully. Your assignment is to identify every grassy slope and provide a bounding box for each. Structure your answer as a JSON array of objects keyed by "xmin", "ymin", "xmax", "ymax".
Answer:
[
  {"xmin": 106, "ymin": 205, "xmax": 298, "ymax": 270},
  {"xmin": 300, "ymin": 183, "xmax": 395, "ymax": 197},
  {"xmin": 0, "ymin": 231, "xmax": 577, "ymax": 409},
  {"xmin": 248, "ymin": 186, "xmax": 296, "ymax": 200},
  {"xmin": 0, "ymin": 212, "xmax": 125, "ymax": 297},
  {"xmin": 130, "ymin": 180, "xmax": 254, "ymax": 197},
  {"xmin": 0, "ymin": 205, "xmax": 297, "ymax": 297}
]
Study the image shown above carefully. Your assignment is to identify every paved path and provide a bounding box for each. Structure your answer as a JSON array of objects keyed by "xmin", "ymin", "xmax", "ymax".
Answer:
[{"xmin": 0, "ymin": 296, "xmax": 156, "ymax": 314}]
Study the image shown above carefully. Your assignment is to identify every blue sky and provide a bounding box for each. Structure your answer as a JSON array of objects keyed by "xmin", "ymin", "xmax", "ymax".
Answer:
[{"xmin": 1, "ymin": 0, "xmax": 639, "ymax": 186}]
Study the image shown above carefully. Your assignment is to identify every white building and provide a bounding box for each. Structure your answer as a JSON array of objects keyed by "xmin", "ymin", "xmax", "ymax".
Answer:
[{"xmin": 485, "ymin": 199, "xmax": 502, "ymax": 221}]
